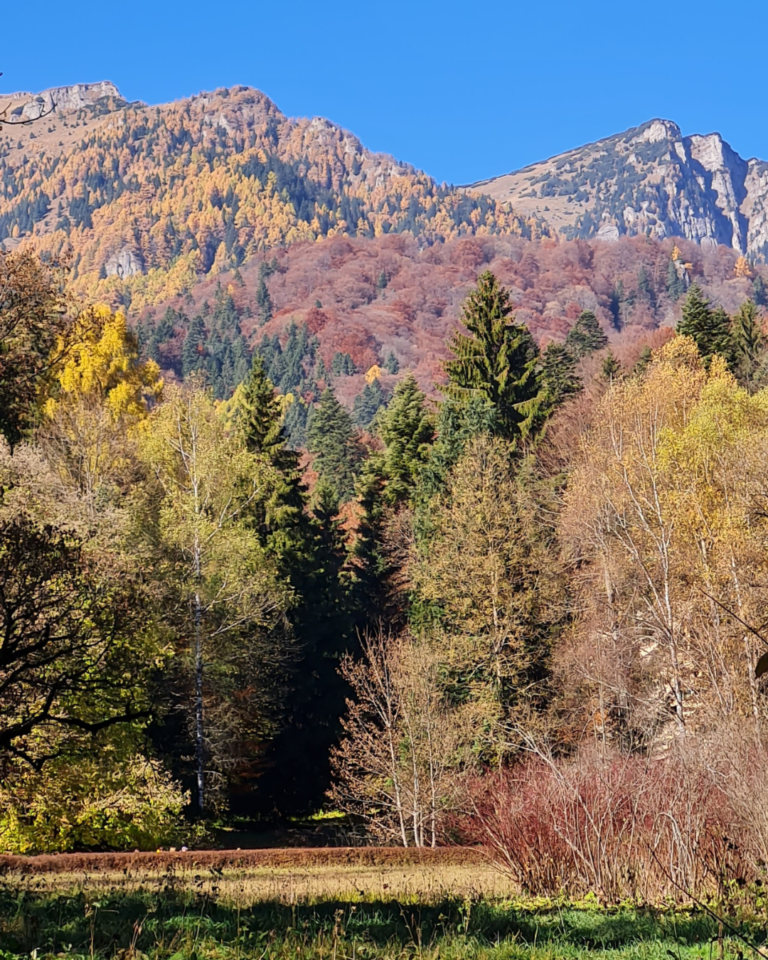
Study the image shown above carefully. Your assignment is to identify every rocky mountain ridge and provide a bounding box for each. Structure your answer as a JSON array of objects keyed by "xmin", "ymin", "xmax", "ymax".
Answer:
[{"xmin": 471, "ymin": 119, "xmax": 768, "ymax": 259}]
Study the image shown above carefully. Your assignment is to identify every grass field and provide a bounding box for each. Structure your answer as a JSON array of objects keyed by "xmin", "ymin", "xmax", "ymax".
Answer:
[{"xmin": 0, "ymin": 849, "xmax": 762, "ymax": 959}]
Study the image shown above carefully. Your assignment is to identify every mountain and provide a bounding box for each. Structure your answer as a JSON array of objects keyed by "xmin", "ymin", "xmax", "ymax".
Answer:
[
  {"xmin": 470, "ymin": 119, "xmax": 768, "ymax": 259},
  {"xmin": 0, "ymin": 83, "xmax": 542, "ymax": 312}
]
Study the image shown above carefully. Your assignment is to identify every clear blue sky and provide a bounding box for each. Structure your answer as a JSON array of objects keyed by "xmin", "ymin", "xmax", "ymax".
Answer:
[{"xmin": 3, "ymin": 0, "xmax": 766, "ymax": 185}]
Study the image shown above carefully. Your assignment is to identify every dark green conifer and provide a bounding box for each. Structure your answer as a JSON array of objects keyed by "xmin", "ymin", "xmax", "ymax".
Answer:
[
  {"xmin": 541, "ymin": 342, "xmax": 582, "ymax": 408},
  {"xmin": 352, "ymin": 379, "xmax": 386, "ymax": 427},
  {"xmin": 182, "ymin": 315, "xmax": 207, "ymax": 378},
  {"xmin": 565, "ymin": 310, "xmax": 608, "ymax": 358},
  {"xmin": 732, "ymin": 299, "xmax": 767, "ymax": 390},
  {"xmin": 384, "ymin": 350, "xmax": 400, "ymax": 374},
  {"xmin": 676, "ymin": 285, "xmax": 732, "ymax": 364},
  {"xmin": 601, "ymin": 350, "xmax": 622, "ymax": 381},
  {"xmin": 307, "ymin": 388, "xmax": 360, "ymax": 503},
  {"xmin": 444, "ymin": 271, "xmax": 543, "ymax": 440}
]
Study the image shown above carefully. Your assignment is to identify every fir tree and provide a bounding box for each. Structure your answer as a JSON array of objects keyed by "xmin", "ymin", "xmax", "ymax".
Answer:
[
  {"xmin": 732, "ymin": 299, "xmax": 767, "ymax": 391},
  {"xmin": 565, "ymin": 310, "xmax": 608, "ymax": 358},
  {"xmin": 239, "ymin": 354, "xmax": 284, "ymax": 458},
  {"xmin": 384, "ymin": 350, "xmax": 400, "ymax": 374},
  {"xmin": 753, "ymin": 275, "xmax": 767, "ymax": 307},
  {"xmin": 601, "ymin": 350, "xmax": 622, "ymax": 381},
  {"xmin": 256, "ymin": 273, "xmax": 272, "ymax": 325},
  {"xmin": 352, "ymin": 379, "xmax": 386, "ymax": 427},
  {"xmin": 541, "ymin": 342, "xmax": 582, "ymax": 408},
  {"xmin": 182, "ymin": 315, "xmax": 207, "ymax": 378},
  {"xmin": 676, "ymin": 285, "xmax": 733, "ymax": 364},
  {"xmin": 667, "ymin": 259, "xmax": 686, "ymax": 301},
  {"xmin": 444, "ymin": 271, "xmax": 543, "ymax": 440},
  {"xmin": 307, "ymin": 387, "xmax": 360, "ymax": 504}
]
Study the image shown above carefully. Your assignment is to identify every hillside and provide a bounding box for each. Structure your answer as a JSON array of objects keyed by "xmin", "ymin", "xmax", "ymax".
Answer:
[
  {"xmin": 470, "ymin": 119, "xmax": 768, "ymax": 258},
  {"xmin": 141, "ymin": 232, "xmax": 767, "ymax": 409},
  {"xmin": 0, "ymin": 83, "xmax": 542, "ymax": 312}
]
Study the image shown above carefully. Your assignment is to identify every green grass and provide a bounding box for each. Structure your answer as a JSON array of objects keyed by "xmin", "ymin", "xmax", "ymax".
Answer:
[{"xmin": 0, "ymin": 887, "xmax": 764, "ymax": 960}]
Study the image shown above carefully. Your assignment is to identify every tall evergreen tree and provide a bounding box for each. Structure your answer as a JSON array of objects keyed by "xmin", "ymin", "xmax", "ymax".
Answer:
[
  {"xmin": 354, "ymin": 374, "xmax": 435, "ymax": 624},
  {"xmin": 540, "ymin": 342, "xmax": 582, "ymax": 410},
  {"xmin": 732, "ymin": 298, "xmax": 767, "ymax": 391},
  {"xmin": 676, "ymin": 285, "xmax": 732, "ymax": 364},
  {"xmin": 565, "ymin": 310, "xmax": 608, "ymax": 358},
  {"xmin": 182, "ymin": 315, "xmax": 207, "ymax": 378},
  {"xmin": 352, "ymin": 379, "xmax": 386, "ymax": 427},
  {"xmin": 444, "ymin": 271, "xmax": 543, "ymax": 440},
  {"xmin": 307, "ymin": 388, "xmax": 360, "ymax": 504}
]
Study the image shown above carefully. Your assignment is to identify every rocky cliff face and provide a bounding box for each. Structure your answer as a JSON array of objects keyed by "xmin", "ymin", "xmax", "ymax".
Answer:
[
  {"xmin": 1, "ymin": 81, "xmax": 124, "ymax": 119},
  {"xmin": 471, "ymin": 119, "xmax": 768, "ymax": 259}
]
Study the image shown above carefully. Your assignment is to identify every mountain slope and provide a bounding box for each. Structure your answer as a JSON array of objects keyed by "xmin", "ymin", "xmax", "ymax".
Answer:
[
  {"xmin": 471, "ymin": 119, "xmax": 768, "ymax": 258},
  {"xmin": 0, "ymin": 83, "xmax": 542, "ymax": 311}
]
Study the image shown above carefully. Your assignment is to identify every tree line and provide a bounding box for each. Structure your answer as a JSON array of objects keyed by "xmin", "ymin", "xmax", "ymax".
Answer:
[{"xmin": 1, "ymin": 246, "xmax": 767, "ymax": 855}]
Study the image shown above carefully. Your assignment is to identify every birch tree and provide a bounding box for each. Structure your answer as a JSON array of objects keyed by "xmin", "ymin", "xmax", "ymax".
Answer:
[{"xmin": 140, "ymin": 384, "xmax": 292, "ymax": 812}]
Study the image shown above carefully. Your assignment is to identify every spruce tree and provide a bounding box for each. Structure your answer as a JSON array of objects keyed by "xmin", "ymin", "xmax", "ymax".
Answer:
[
  {"xmin": 565, "ymin": 310, "xmax": 608, "ymax": 358},
  {"xmin": 732, "ymin": 299, "xmax": 767, "ymax": 390},
  {"xmin": 601, "ymin": 350, "xmax": 622, "ymax": 381},
  {"xmin": 240, "ymin": 354, "xmax": 283, "ymax": 458},
  {"xmin": 307, "ymin": 387, "xmax": 360, "ymax": 504},
  {"xmin": 384, "ymin": 350, "xmax": 400, "ymax": 374},
  {"xmin": 541, "ymin": 342, "xmax": 582, "ymax": 408},
  {"xmin": 182, "ymin": 315, "xmax": 207, "ymax": 378},
  {"xmin": 444, "ymin": 271, "xmax": 543, "ymax": 440},
  {"xmin": 352, "ymin": 379, "xmax": 386, "ymax": 427},
  {"xmin": 676, "ymin": 285, "xmax": 733, "ymax": 364}
]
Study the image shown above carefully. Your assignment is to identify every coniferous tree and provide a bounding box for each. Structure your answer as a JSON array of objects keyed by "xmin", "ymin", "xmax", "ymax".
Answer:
[
  {"xmin": 732, "ymin": 299, "xmax": 767, "ymax": 391},
  {"xmin": 444, "ymin": 271, "xmax": 543, "ymax": 440},
  {"xmin": 307, "ymin": 388, "xmax": 360, "ymax": 504},
  {"xmin": 753, "ymin": 275, "xmax": 768, "ymax": 307},
  {"xmin": 352, "ymin": 379, "xmax": 386, "ymax": 427},
  {"xmin": 602, "ymin": 350, "xmax": 622, "ymax": 381},
  {"xmin": 384, "ymin": 350, "xmax": 400, "ymax": 374},
  {"xmin": 565, "ymin": 310, "xmax": 608, "ymax": 358},
  {"xmin": 182, "ymin": 315, "xmax": 206, "ymax": 378},
  {"xmin": 676, "ymin": 285, "xmax": 732, "ymax": 364},
  {"xmin": 541, "ymin": 342, "xmax": 582, "ymax": 408}
]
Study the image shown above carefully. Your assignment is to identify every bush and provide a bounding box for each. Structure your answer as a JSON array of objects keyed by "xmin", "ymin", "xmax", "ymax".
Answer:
[{"xmin": 460, "ymin": 738, "xmax": 754, "ymax": 902}]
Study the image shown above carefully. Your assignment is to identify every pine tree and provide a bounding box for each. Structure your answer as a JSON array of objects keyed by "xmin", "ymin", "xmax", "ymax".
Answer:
[
  {"xmin": 677, "ymin": 285, "xmax": 733, "ymax": 364},
  {"xmin": 307, "ymin": 388, "xmax": 360, "ymax": 504},
  {"xmin": 732, "ymin": 299, "xmax": 767, "ymax": 391},
  {"xmin": 444, "ymin": 271, "xmax": 543, "ymax": 440},
  {"xmin": 565, "ymin": 310, "xmax": 608, "ymax": 358}
]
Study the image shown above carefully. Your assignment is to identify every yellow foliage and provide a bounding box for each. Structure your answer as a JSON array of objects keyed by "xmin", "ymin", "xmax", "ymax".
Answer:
[
  {"xmin": 734, "ymin": 255, "xmax": 753, "ymax": 279},
  {"xmin": 365, "ymin": 364, "xmax": 383, "ymax": 384},
  {"xmin": 671, "ymin": 244, "xmax": 682, "ymax": 262},
  {"xmin": 47, "ymin": 304, "xmax": 162, "ymax": 420}
]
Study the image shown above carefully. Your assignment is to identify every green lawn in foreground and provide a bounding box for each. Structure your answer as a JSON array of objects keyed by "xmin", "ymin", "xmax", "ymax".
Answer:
[{"xmin": 0, "ymin": 890, "xmax": 763, "ymax": 960}]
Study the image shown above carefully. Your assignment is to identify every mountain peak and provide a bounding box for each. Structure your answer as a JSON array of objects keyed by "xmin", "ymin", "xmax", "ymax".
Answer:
[
  {"xmin": 0, "ymin": 81, "xmax": 124, "ymax": 119},
  {"xmin": 468, "ymin": 119, "xmax": 768, "ymax": 258}
]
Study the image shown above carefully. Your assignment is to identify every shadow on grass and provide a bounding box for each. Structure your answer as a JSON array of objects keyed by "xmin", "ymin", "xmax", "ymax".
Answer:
[{"xmin": 0, "ymin": 888, "xmax": 744, "ymax": 958}]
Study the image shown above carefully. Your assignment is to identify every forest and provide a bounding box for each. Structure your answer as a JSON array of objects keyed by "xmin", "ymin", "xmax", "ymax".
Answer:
[{"xmin": 2, "ymin": 241, "xmax": 768, "ymax": 913}]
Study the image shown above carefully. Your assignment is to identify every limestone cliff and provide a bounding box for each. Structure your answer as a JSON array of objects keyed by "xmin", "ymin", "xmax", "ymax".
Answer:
[{"xmin": 470, "ymin": 119, "xmax": 768, "ymax": 258}]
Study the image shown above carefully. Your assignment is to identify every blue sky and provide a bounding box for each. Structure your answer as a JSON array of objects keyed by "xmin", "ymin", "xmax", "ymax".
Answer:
[{"xmin": 3, "ymin": 0, "xmax": 766, "ymax": 185}]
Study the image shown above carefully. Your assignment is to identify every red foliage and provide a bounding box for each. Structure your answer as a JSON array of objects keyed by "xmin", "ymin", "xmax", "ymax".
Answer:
[{"xmin": 149, "ymin": 233, "xmax": 760, "ymax": 399}]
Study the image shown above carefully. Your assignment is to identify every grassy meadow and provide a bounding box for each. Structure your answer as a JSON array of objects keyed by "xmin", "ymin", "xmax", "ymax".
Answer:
[{"xmin": 0, "ymin": 855, "xmax": 763, "ymax": 960}]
